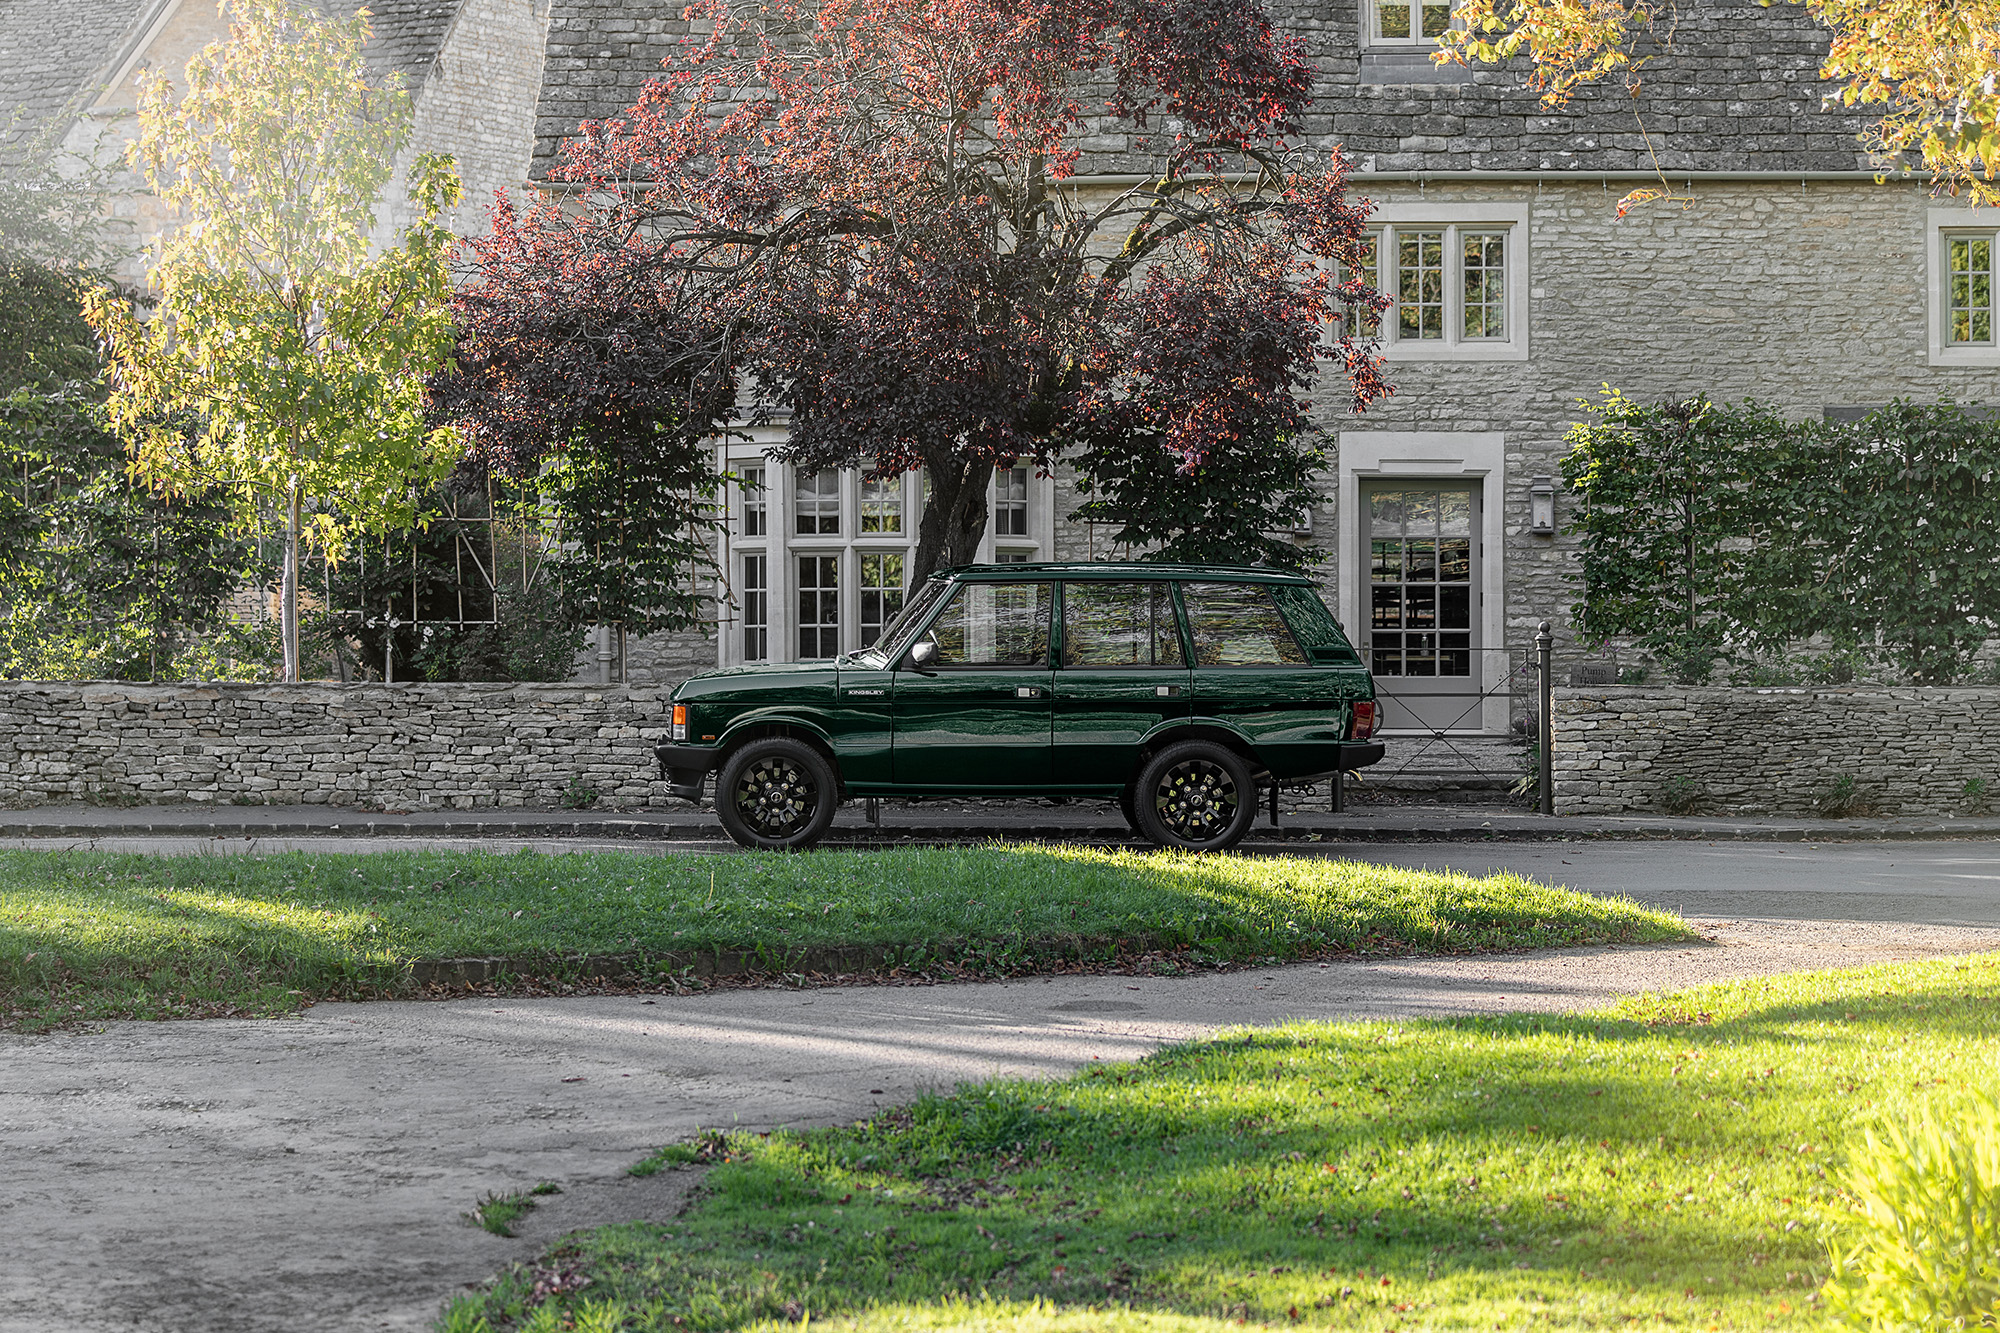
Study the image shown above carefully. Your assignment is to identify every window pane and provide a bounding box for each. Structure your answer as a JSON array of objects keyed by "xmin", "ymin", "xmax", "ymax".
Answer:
[
  {"xmin": 925, "ymin": 581, "xmax": 1051, "ymax": 667},
  {"xmin": 741, "ymin": 553, "xmax": 768, "ymax": 662},
  {"xmin": 739, "ymin": 465, "xmax": 767, "ymax": 537},
  {"xmin": 796, "ymin": 555, "xmax": 839, "ymax": 658},
  {"xmin": 1462, "ymin": 231, "xmax": 1505, "ymax": 339},
  {"xmin": 858, "ymin": 552, "xmax": 905, "ymax": 648},
  {"xmin": 1368, "ymin": 486, "xmax": 1475, "ymax": 678},
  {"xmin": 1336, "ymin": 233, "xmax": 1380, "ymax": 340},
  {"xmin": 1950, "ymin": 235, "xmax": 1994, "ymax": 345},
  {"xmin": 1271, "ymin": 583, "xmax": 1361, "ymax": 665},
  {"xmin": 1063, "ymin": 582, "xmax": 1183, "ymax": 667},
  {"xmin": 794, "ymin": 469, "xmax": 840, "ymax": 535},
  {"xmin": 860, "ymin": 475, "xmax": 903, "ymax": 533},
  {"xmin": 1181, "ymin": 583, "xmax": 1308, "ymax": 667},
  {"xmin": 994, "ymin": 466, "xmax": 1030, "ymax": 537},
  {"xmin": 1420, "ymin": 0, "xmax": 1450, "ymax": 37},
  {"xmin": 1398, "ymin": 231, "xmax": 1445, "ymax": 340},
  {"xmin": 1375, "ymin": 0, "xmax": 1411, "ymax": 38}
]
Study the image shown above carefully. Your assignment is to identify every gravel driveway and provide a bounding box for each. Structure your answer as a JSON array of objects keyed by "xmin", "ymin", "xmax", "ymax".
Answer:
[{"xmin": 6, "ymin": 914, "xmax": 1999, "ymax": 1333}]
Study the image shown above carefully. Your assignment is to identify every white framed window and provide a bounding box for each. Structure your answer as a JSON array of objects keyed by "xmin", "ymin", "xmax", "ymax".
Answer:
[
  {"xmin": 994, "ymin": 466, "xmax": 1030, "ymax": 537},
  {"xmin": 860, "ymin": 476, "xmax": 903, "ymax": 534},
  {"xmin": 858, "ymin": 551, "xmax": 905, "ymax": 647},
  {"xmin": 1337, "ymin": 203, "xmax": 1529, "ymax": 363},
  {"xmin": 796, "ymin": 554, "xmax": 839, "ymax": 658},
  {"xmin": 794, "ymin": 469, "xmax": 841, "ymax": 535},
  {"xmin": 1929, "ymin": 209, "xmax": 2000, "ymax": 365},
  {"xmin": 738, "ymin": 465, "xmax": 767, "ymax": 536},
  {"xmin": 1365, "ymin": 0, "xmax": 1452, "ymax": 45},
  {"xmin": 740, "ymin": 553, "xmax": 769, "ymax": 662}
]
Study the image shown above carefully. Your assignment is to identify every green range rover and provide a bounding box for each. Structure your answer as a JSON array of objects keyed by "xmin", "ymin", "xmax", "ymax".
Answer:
[{"xmin": 653, "ymin": 563, "xmax": 1385, "ymax": 852}]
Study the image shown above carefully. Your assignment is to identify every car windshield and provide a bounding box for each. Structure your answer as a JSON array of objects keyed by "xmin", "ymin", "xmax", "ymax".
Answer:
[{"xmin": 852, "ymin": 575, "xmax": 952, "ymax": 668}]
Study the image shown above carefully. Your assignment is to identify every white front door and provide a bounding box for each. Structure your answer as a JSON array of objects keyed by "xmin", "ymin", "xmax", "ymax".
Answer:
[{"xmin": 1362, "ymin": 482, "xmax": 1484, "ymax": 732}]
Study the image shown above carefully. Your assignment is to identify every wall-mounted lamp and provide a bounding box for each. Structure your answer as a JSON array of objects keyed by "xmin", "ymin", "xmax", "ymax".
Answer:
[{"xmin": 1529, "ymin": 475, "xmax": 1557, "ymax": 535}]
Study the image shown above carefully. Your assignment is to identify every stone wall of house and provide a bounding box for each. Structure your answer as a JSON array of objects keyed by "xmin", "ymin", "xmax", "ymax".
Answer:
[
  {"xmin": 1552, "ymin": 686, "xmax": 2000, "ymax": 816},
  {"xmin": 0, "ymin": 681, "xmax": 678, "ymax": 808}
]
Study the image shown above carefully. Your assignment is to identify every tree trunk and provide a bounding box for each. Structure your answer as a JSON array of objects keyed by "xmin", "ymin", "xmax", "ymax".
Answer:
[
  {"xmin": 911, "ymin": 454, "xmax": 996, "ymax": 584},
  {"xmin": 281, "ymin": 484, "xmax": 301, "ymax": 682}
]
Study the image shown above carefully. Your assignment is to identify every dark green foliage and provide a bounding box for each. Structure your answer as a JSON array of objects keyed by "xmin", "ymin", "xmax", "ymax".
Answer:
[
  {"xmin": 1071, "ymin": 427, "xmax": 1323, "ymax": 571},
  {"xmin": 538, "ymin": 430, "xmax": 724, "ymax": 638},
  {"xmin": 1563, "ymin": 393, "xmax": 2000, "ymax": 684},
  {"xmin": 0, "ymin": 261, "xmax": 102, "ymax": 392},
  {"xmin": 0, "ymin": 380, "xmax": 259, "ymax": 680}
]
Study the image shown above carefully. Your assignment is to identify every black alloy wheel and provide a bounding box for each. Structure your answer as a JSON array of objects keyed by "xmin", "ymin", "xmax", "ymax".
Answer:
[
  {"xmin": 1132, "ymin": 739, "xmax": 1257, "ymax": 852},
  {"xmin": 714, "ymin": 737, "xmax": 840, "ymax": 851}
]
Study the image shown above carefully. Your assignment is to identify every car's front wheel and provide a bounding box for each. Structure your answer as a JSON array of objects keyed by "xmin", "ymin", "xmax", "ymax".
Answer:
[
  {"xmin": 714, "ymin": 738, "xmax": 839, "ymax": 851},
  {"xmin": 1132, "ymin": 740, "xmax": 1256, "ymax": 852}
]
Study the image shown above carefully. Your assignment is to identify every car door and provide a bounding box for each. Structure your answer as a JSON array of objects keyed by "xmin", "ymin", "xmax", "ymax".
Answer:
[
  {"xmin": 1181, "ymin": 580, "xmax": 1347, "ymax": 778},
  {"xmin": 892, "ymin": 579, "xmax": 1054, "ymax": 788},
  {"xmin": 1051, "ymin": 580, "xmax": 1191, "ymax": 787}
]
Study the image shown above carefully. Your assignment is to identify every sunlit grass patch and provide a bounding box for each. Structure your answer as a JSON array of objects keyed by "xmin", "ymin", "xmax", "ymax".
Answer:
[
  {"xmin": 440, "ymin": 953, "xmax": 2000, "ymax": 1333},
  {"xmin": 0, "ymin": 844, "xmax": 1686, "ymax": 1031}
]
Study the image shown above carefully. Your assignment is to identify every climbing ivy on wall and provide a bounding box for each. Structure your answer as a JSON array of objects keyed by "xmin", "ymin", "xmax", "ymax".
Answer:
[{"xmin": 1562, "ymin": 392, "xmax": 2000, "ymax": 684}]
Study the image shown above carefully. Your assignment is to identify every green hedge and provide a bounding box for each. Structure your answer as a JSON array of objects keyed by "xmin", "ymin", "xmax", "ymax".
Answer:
[{"xmin": 1562, "ymin": 392, "xmax": 2000, "ymax": 683}]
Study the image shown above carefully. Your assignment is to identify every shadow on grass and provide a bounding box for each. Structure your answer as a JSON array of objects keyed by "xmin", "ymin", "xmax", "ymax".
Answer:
[{"xmin": 443, "ymin": 953, "xmax": 2000, "ymax": 1333}]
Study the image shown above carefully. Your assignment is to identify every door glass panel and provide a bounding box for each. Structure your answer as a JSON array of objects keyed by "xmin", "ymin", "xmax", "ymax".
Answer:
[
  {"xmin": 926, "ymin": 582, "xmax": 1051, "ymax": 667},
  {"xmin": 1063, "ymin": 583, "xmax": 1183, "ymax": 666},
  {"xmin": 1181, "ymin": 583, "xmax": 1307, "ymax": 666},
  {"xmin": 796, "ymin": 555, "xmax": 839, "ymax": 659},
  {"xmin": 741, "ymin": 553, "xmax": 768, "ymax": 662},
  {"xmin": 1368, "ymin": 487, "xmax": 1475, "ymax": 677}
]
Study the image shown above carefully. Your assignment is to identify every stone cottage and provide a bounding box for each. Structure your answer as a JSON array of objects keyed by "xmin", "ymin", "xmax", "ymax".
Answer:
[{"xmin": 7, "ymin": 0, "xmax": 1998, "ymax": 757}]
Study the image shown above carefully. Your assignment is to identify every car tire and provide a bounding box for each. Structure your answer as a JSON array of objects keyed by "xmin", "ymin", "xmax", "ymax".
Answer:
[
  {"xmin": 714, "ymin": 738, "xmax": 839, "ymax": 851},
  {"xmin": 1132, "ymin": 740, "xmax": 1257, "ymax": 852}
]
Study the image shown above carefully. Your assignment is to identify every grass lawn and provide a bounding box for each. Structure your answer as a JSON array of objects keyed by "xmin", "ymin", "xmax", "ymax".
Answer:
[
  {"xmin": 439, "ymin": 953, "xmax": 2000, "ymax": 1333},
  {"xmin": 0, "ymin": 845, "xmax": 1683, "ymax": 1032}
]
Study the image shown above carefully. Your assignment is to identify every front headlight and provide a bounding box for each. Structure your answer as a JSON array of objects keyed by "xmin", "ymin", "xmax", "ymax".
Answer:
[{"xmin": 671, "ymin": 703, "xmax": 689, "ymax": 742}]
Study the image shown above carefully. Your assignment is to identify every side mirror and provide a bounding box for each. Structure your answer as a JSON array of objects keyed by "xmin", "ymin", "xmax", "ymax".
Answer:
[{"xmin": 905, "ymin": 638, "xmax": 938, "ymax": 674}]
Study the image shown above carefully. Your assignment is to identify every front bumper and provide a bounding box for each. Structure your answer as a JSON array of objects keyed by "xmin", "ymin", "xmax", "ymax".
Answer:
[{"xmin": 654, "ymin": 742, "xmax": 722, "ymax": 801}]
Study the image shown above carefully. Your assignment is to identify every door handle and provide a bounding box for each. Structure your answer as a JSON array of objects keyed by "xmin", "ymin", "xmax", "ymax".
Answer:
[
  {"xmin": 1155, "ymin": 685, "xmax": 1181, "ymax": 697},
  {"xmin": 1015, "ymin": 686, "xmax": 1044, "ymax": 698}
]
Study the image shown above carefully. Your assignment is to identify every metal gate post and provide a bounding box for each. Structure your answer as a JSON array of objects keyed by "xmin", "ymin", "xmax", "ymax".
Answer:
[{"xmin": 1536, "ymin": 620, "xmax": 1554, "ymax": 815}]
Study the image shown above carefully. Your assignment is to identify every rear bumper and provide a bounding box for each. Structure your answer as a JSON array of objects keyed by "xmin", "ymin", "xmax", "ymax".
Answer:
[
  {"xmin": 653, "ymin": 742, "xmax": 722, "ymax": 801},
  {"xmin": 1337, "ymin": 740, "xmax": 1386, "ymax": 770}
]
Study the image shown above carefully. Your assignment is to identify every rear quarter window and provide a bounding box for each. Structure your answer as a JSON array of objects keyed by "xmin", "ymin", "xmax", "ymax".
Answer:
[
  {"xmin": 1180, "ymin": 582, "xmax": 1308, "ymax": 667},
  {"xmin": 1270, "ymin": 584, "xmax": 1364, "ymax": 666}
]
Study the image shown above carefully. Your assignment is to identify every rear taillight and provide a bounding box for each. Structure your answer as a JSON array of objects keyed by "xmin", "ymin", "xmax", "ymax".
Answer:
[
  {"xmin": 671, "ymin": 703, "xmax": 689, "ymax": 741},
  {"xmin": 1350, "ymin": 700, "xmax": 1377, "ymax": 740}
]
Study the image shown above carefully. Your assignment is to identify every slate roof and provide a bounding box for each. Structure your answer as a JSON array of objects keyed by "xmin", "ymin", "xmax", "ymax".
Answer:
[
  {"xmin": 0, "ymin": 0, "xmax": 464, "ymax": 150},
  {"xmin": 532, "ymin": 0, "xmax": 1878, "ymax": 179},
  {"xmin": 0, "ymin": 0, "xmax": 150, "ymax": 142}
]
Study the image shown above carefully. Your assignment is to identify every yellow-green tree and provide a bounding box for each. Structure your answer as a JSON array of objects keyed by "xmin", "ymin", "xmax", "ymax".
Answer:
[
  {"xmin": 1441, "ymin": 0, "xmax": 2000, "ymax": 207},
  {"xmin": 87, "ymin": 0, "xmax": 462, "ymax": 681}
]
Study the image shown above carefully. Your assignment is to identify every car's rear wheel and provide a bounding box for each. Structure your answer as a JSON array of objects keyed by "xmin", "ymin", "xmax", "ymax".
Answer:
[
  {"xmin": 1132, "ymin": 740, "xmax": 1256, "ymax": 852},
  {"xmin": 715, "ymin": 738, "xmax": 839, "ymax": 851}
]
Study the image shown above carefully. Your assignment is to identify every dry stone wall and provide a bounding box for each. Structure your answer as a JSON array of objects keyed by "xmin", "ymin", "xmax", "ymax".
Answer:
[
  {"xmin": 0, "ymin": 682, "xmax": 678, "ymax": 809},
  {"xmin": 1553, "ymin": 686, "xmax": 2000, "ymax": 816}
]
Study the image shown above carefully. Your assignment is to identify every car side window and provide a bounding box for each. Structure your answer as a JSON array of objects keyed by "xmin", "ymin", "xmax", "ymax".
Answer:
[
  {"xmin": 1270, "ymin": 584, "xmax": 1363, "ymax": 665},
  {"xmin": 1062, "ymin": 582, "xmax": 1184, "ymax": 667},
  {"xmin": 924, "ymin": 581, "xmax": 1052, "ymax": 667},
  {"xmin": 1180, "ymin": 582, "xmax": 1309, "ymax": 667}
]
